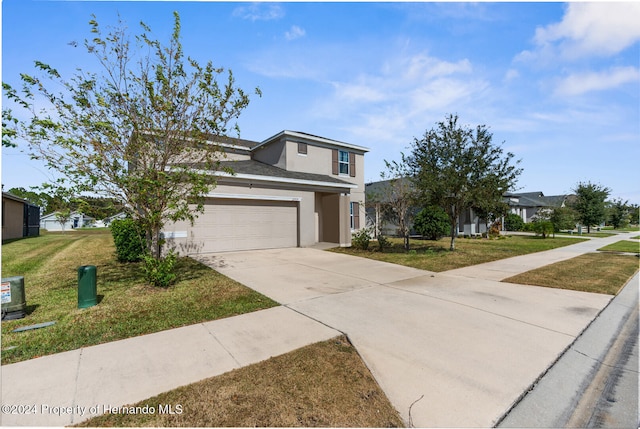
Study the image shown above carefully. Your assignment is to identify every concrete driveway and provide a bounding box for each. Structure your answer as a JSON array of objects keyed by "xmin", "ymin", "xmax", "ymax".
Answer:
[{"xmin": 196, "ymin": 248, "xmax": 612, "ymax": 427}]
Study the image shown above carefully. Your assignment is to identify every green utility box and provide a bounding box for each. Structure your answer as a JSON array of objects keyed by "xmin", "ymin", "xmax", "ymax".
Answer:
[
  {"xmin": 1, "ymin": 276, "xmax": 27, "ymax": 320},
  {"xmin": 78, "ymin": 265, "xmax": 97, "ymax": 309}
]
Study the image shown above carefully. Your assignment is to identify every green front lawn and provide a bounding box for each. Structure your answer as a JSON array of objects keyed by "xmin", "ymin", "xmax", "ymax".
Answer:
[
  {"xmin": 602, "ymin": 226, "xmax": 640, "ymax": 232},
  {"xmin": 503, "ymin": 253, "xmax": 639, "ymax": 295},
  {"xmin": 598, "ymin": 240, "xmax": 640, "ymax": 254},
  {"xmin": 330, "ymin": 235, "xmax": 588, "ymax": 272},
  {"xmin": 1, "ymin": 231, "xmax": 278, "ymax": 365}
]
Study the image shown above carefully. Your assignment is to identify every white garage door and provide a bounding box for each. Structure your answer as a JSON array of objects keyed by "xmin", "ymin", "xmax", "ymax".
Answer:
[{"xmin": 192, "ymin": 198, "xmax": 298, "ymax": 253}]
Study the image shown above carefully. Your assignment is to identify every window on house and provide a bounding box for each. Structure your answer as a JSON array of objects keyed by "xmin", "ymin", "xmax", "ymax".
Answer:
[
  {"xmin": 332, "ymin": 149, "xmax": 356, "ymax": 177},
  {"xmin": 339, "ymin": 150, "xmax": 349, "ymax": 175},
  {"xmin": 350, "ymin": 202, "xmax": 360, "ymax": 229},
  {"xmin": 297, "ymin": 142, "xmax": 307, "ymax": 155}
]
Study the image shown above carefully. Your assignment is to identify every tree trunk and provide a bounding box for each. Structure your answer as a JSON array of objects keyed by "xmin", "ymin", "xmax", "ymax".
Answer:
[
  {"xmin": 404, "ymin": 233, "xmax": 410, "ymax": 251},
  {"xmin": 587, "ymin": 225, "xmax": 591, "ymax": 234},
  {"xmin": 145, "ymin": 227, "xmax": 162, "ymax": 259},
  {"xmin": 449, "ymin": 223, "xmax": 456, "ymax": 251}
]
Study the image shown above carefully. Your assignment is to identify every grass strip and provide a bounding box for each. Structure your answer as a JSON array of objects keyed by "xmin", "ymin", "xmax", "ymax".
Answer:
[
  {"xmin": 1, "ymin": 231, "xmax": 278, "ymax": 364},
  {"xmin": 330, "ymin": 235, "xmax": 587, "ymax": 272},
  {"xmin": 76, "ymin": 336, "xmax": 404, "ymax": 428},
  {"xmin": 596, "ymin": 240, "xmax": 640, "ymax": 254},
  {"xmin": 502, "ymin": 253, "xmax": 639, "ymax": 295}
]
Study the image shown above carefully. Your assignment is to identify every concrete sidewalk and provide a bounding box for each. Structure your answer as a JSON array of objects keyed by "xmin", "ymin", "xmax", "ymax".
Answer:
[
  {"xmin": 446, "ymin": 231, "xmax": 636, "ymax": 281},
  {"xmin": 1, "ymin": 233, "xmax": 635, "ymax": 427},
  {"xmin": 205, "ymin": 237, "xmax": 622, "ymax": 427},
  {"xmin": 0, "ymin": 306, "xmax": 341, "ymax": 426}
]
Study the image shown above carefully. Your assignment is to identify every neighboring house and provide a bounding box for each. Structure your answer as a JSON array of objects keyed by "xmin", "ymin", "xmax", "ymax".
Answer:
[
  {"xmin": 2, "ymin": 192, "xmax": 41, "ymax": 241},
  {"xmin": 504, "ymin": 192, "xmax": 576, "ymax": 224},
  {"xmin": 163, "ymin": 130, "xmax": 368, "ymax": 254},
  {"xmin": 40, "ymin": 211, "xmax": 95, "ymax": 231},
  {"xmin": 364, "ymin": 179, "xmax": 488, "ymax": 237},
  {"xmin": 102, "ymin": 212, "xmax": 127, "ymax": 227}
]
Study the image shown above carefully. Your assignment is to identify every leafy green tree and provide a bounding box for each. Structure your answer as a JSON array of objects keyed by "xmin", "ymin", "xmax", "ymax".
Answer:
[
  {"xmin": 629, "ymin": 204, "xmax": 639, "ymax": 226},
  {"xmin": 7, "ymin": 187, "xmax": 51, "ymax": 212},
  {"xmin": 607, "ymin": 198, "xmax": 630, "ymax": 229},
  {"xmin": 408, "ymin": 114, "xmax": 522, "ymax": 250},
  {"xmin": 2, "ymin": 85, "xmax": 19, "ymax": 148},
  {"xmin": 55, "ymin": 208, "xmax": 72, "ymax": 232},
  {"xmin": 3, "ymin": 12, "xmax": 260, "ymax": 261},
  {"xmin": 414, "ymin": 206, "xmax": 449, "ymax": 240},
  {"xmin": 571, "ymin": 182, "xmax": 611, "ymax": 233},
  {"xmin": 550, "ymin": 206, "xmax": 577, "ymax": 232}
]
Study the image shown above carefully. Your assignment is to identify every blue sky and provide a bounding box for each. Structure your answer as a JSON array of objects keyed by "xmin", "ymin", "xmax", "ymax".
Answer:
[{"xmin": 2, "ymin": 1, "xmax": 639, "ymax": 204}]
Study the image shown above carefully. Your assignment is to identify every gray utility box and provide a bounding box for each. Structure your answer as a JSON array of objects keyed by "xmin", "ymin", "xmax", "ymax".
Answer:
[{"xmin": 1, "ymin": 276, "xmax": 27, "ymax": 320}]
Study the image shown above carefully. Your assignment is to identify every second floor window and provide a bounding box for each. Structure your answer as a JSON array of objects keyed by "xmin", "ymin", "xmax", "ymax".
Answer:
[
  {"xmin": 332, "ymin": 148, "xmax": 356, "ymax": 177},
  {"xmin": 339, "ymin": 150, "xmax": 349, "ymax": 175}
]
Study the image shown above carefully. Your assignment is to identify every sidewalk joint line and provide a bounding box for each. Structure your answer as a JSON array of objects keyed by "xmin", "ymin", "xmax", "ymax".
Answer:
[
  {"xmin": 283, "ymin": 305, "xmax": 346, "ymax": 337},
  {"xmin": 200, "ymin": 323, "xmax": 242, "ymax": 367},
  {"xmin": 70, "ymin": 348, "xmax": 84, "ymax": 425}
]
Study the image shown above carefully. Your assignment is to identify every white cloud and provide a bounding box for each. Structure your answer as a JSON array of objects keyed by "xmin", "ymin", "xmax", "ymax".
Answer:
[
  {"xmin": 334, "ymin": 54, "xmax": 475, "ymax": 107},
  {"xmin": 520, "ymin": 3, "xmax": 640, "ymax": 62},
  {"xmin": 332, "ymin": 80, "xmax": 387, "ymax": 103},
  {"xmin": 504, "ymin": 68, "xmax": 519, "ymax": 82},
  {"xmin": 285, "ymin": 25, "xmax": 306, "ymax": 41},
  {"xmin": 232, "ymin": 4, "xmax": 284, "ymax": 21},
  {"xmin": 554, "ymin": 66, "xmax": 640, "ymax": 96},
  {"xmin": 322, "ymin": 53, "xmax": 487, "ymax": 143}
]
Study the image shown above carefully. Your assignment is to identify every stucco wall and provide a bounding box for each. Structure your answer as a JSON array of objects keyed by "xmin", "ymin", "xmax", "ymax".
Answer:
[
  {"xmin": 164, "ymin": 180, "xmax": 322, "ymax": 254},
  {"xmin": 252, "ymin": 140, "xmax": 286, "ymax": 169}
]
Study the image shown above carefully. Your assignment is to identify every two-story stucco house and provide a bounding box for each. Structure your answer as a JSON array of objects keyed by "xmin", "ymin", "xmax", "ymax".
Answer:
[{"xmin": 163, "ymin": 130, "xmax": 368, "ymax": 254}]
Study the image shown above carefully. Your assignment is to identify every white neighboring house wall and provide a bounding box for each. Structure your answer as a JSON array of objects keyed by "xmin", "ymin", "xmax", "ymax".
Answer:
[{"xmin": 40, "ymin": 211, "xmax": 94, "ymax": 231}]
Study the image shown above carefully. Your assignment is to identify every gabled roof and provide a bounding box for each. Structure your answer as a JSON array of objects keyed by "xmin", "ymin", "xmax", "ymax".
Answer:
[
  {"xmin": 255, "ymin": 130, "xmax": 369, "ymax": 153},
  {"xmin": 507, "ymin": 192, "xmax": 573, "ymax": 208}
]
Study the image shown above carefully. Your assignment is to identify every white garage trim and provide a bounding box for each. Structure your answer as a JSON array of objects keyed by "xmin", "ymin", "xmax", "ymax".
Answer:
[{"xmin": 207, "ymin": 193, "xmax": 302, "ymax": 202}]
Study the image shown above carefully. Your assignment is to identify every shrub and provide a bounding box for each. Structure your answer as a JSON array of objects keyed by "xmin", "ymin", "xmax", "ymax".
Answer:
[
  {"xmin": 532, "ymin": 220, "xmax": 554, "ymax": 238},
  {"xmin": 488, "ymin": 220, "xmax": 501, "ymax": 238},
  {"xmin": 414, "ymin": 206, "xmax": 450, "ymax": 240},
  {"xmin": 377, "ymin": 233, "xmax": 391, "ymax": 251},
  {"xmin": 504, "ymin": 213, "xmax": 525, "ymax": 231},
  {"xmin": 110, "ymin": 218, "xmax": 145, "ymax": 262},
  {"xmin": 142, "ymin": 251, "xmax": 177, "ymax": 288},
  {"xmin": 352, "ymin": 228, "xmax": 372, "ymax": 250}
]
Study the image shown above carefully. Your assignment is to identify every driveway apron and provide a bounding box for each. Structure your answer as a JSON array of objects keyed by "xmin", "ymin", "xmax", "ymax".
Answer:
[{"xmin": 199, "ymin": 247, "xmax": 613, "ymax": 427}]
